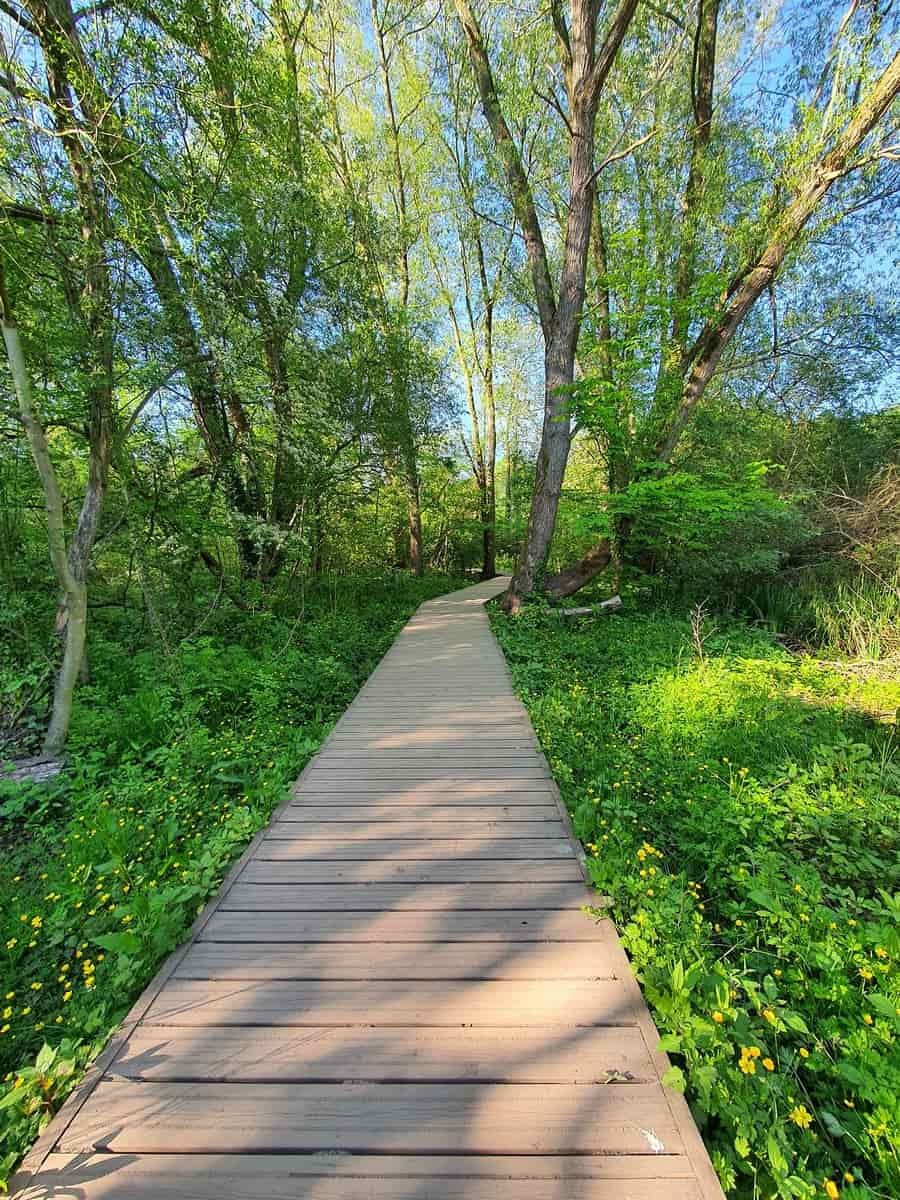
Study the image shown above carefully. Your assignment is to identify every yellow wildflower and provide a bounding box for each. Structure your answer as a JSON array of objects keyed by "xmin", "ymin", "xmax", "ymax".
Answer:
[{"xmin": 790, "ymin": 1105, "xmax": 813, "ymax": 1129}]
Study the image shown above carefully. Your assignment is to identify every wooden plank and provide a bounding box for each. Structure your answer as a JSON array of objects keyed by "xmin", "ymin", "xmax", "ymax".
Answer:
[
  {"xmin": 279, "ymin": 804, "xmax": 563, "ymax": 822},
  {"xmin": 311, "ymin": 756, "xmax": 546, "ymax": 768},
  {"xmin": 270, "ymin": 819, "xmax": 565, "ymax": 838},
  {"xmin": 324, "ymin": 737, "xmax": 540, "ymax": 748},
  {"xmin": 220, "ymin": 882, "xmax": 593, "ymax": 911},
  {"xmin": 23, "ymin": 1151, "xmax": 696, "ymax": 1198},
  {"xmin": 333, "ymin": 714, "xmax": 531, "ymax": 725},
  {"xmin": 293, "ymin": 781, "xmax": 557, "ymax": 796},
  {"xmin": 199, "ymin": 909, "xmax": 607, "ymax": 942},
  {"xmin": 109, "ymin": 1025, "xmax": 657, "ymax": 1083},
  {"xmin": 330, "ymin": 723, "xmax": 537, "ymax": 736},
  {"xmin": 290, "ymin": 788, "xmax": 560, "ymax": 804},
  {"xmin": 300, "ymin": 771, "xmax": 551, "ymax": 783},
  {"xmin": 257, "ymin": 837, "xmax": 575, "ymax": 860},
  {"xmin": 239, "ymin": 860, "xmax": 586, "ymax": 883},
  {"xmin": 338, "ymin": 703, "xmax": 525, "ymax": 713},
  {"xmin": 17, "ymin": 1153, "xmax": 702, "ymax": 1200},
  {"xmin": 144, "ymin": 978, "xmax": 640, "ymax": 1026},
  {"xmin": 59, "ymin": 1080, "xmax": 685, "ymax": 1155},
  {"xmin": 174, "ymin": 941, "xmax": 617, "ymax": 981}
]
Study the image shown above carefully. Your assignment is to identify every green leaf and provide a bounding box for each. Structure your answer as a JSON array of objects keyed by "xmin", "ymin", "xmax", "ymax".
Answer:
[
  {"xmin": 661, "ymin": 1065, "xmax": 686, "ymax": 1093},
  {"xmin": 34, "ymin": 1044, "xmax": 55, "ymax": 1073},
  {"xmin": 748, "ymin": 888, "xmax": 778, "ymax": 912},
  {"xmin": 656, "ymin": 1034, "xmax": 682, "ymax": 1054},
  {"xmin": 869, "ymin": 994, "xmax": 900, "ymax": 1024},
  {"xmin": 835, "ymin": 1060, "xmax": 866, "ymax": 1086},
  {"xmin": 767, "ymin": 1133, "xmax": 789, "ymax": 1174},
  {"xmin": 93, "ymin": 931, "xmax": 140, "ymax": 957},
  {"xmin": 820, "ymin": 1111, "xmax": 848, "ymax": 1138},
  {"xmin": 783, "ymin": 1012, "xmax": 809, "ymax": 1034}
]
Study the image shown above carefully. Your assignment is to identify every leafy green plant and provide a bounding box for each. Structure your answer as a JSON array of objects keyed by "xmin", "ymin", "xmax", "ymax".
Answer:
[
  {"xmin": 493, "ymin": 606, "xmax": 899, "ymax": 1200},
  {"xmin": 0, "ymin": 1038, "xmax": 97, "ymax": 1189},
  {"xmin": 0, "ymin": 572, "xmax": 464, "ymax": 1189}
]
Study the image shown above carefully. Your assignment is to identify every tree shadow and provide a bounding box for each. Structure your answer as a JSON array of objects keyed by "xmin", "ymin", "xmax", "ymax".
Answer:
[{"xmin": 15, "ymin": 582, "xmax": 703, "ymax": 1200}]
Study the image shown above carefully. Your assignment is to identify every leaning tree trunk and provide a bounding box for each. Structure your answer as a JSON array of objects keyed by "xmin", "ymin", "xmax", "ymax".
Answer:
[
  {"xmin": 510, "ymin": 358, "xmax": 574, "ymax": 598},
  {"xmin": 544, "ymin": 46, "xmax": 900, "ymax": 600},
  {"xmin": 0, "ymin": 265, "xmax": 87, "ymax": 755}
]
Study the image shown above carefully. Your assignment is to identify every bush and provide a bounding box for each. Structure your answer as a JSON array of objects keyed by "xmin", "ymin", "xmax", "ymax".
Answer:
[{"xmin": 493, "ymin": 606, "xmax": 899, "ymax": 1200}]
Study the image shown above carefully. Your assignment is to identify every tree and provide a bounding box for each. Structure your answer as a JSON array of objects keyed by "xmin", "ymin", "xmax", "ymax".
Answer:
[
  {"xmin": 0, "ymin": 259, "xmax": 88, "ymax": 755},
  {"xmin": 453, "ymin": 0, "xmax": 639, "ymax": 610},
  {"xmin": 1, "ymin": 0, "xmax": 116, "ymax": 753},
  {"xmin": 546, "ymin": 14, "xmax": 900, "ymax": 597},
  {"xmin": 426, "ymin": 25, "xmax": 517, "ymax": 579}
]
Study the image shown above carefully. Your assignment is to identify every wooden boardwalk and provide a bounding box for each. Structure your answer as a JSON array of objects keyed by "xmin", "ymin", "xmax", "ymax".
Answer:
[{"xmin": 15, "ymin": 578, "xmax": 723, "ymax": 1200}]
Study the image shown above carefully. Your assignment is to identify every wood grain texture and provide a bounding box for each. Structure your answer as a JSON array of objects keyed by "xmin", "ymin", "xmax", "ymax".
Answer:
[
  {"xmin": 238, "ymin": 859, "xmax": 588, "ymax": 883},
  {"xmin": 59, "ymin": 1080, "xmax": 686, "ymax": 1155},
  {"xmin": 289, "ymin": 787, "xmax": 560, "ymax": 803},
  {"xmin": 198, "ymin": 908, "xmax": 610, "ymax": 942},
  {"xmin": 19, "ymin": 1154, "xmax": 702, "ymax": 1199},
  {"xmin": 279, "ymin": 804, "xmax": 563, "ymax": 822},
  {"xmin": 143, "ymin": 978, "xmax": 640, "ymax": 1026},
  {"xmin": 256, "ymin": 837, "xmax": 575, "ymax": 860},
  {"xmin": 268, "ymin": 820, "xmax": 567, "ymax": 838},
  {"xmin": 109, "ymin": 1025, "xmax": 657, "ymax": 1083},
  {"xmin": 219, "ymin": 882, "xmax": 594, "ymax": 911},
  {"xmin": 174, "ymin": 941, "xmax": 620, "ymax": 981}
]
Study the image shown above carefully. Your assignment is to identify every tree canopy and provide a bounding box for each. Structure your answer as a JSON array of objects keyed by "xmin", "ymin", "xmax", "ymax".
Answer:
[{"xmin": 1, "ymin": 0, "xmax": 898, "ymax": 744}]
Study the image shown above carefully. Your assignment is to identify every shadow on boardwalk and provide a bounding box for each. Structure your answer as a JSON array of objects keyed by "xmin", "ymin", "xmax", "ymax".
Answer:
[{"xmin": 14, "ymin": 579, "xmax": 723, "ymax": 1200}]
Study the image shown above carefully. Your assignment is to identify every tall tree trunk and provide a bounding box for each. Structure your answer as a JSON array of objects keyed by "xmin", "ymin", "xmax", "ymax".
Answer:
[
  {"xmin": 17, "ymin": 0, "xmax": 117, "ymax": 743},
  {"xmin": 0, "ymin": 263, "xmax": 86, "ymax": 755},
  {"xmin": 476, "ymin": 240, "xmax": 498, "ymax": 581},
  {"xmin": 669, "ymin": 0, "xmax": 719, "ymax": 355},
  {"xmin": 372, "ymin": 0, "xmax": 423, "ymax": 576},
  {"xmin": 403, "ymin": 445, "xmax": 424, "ymax": 578},
  {"xmin": 454, "ymin": 0, "xmax": 639, "ymax": 610}
]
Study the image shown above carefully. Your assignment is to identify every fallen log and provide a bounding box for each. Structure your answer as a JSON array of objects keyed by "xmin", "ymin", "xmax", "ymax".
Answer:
[
  {"xmin": 557, "ymin": 595, "xmax": 623, "ymax": 622},
  {"xmin": 1, "ymin": 754, "xmax": 65, "ymax": 787}
]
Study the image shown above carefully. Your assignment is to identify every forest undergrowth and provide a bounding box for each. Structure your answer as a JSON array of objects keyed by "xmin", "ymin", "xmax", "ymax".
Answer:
[
  {"xmin": 0, "ymin": 572, "xmax": 462, "ymax": 1184},
  {"xmin": 493, "ymin": 601, "xmax": 899, "ymax": 1200}
]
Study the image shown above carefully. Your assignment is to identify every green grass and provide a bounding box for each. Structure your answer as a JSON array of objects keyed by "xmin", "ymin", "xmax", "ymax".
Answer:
[
  {"xmin": 0, "ymin": 572, "xmax": 463, "ymax": 1184},
  {"xmin": 743, "ymin": 567, "xmax": 900, "ymax": 662},
  {"xmin": 492, "ymin": 606, "xmax": 899, "ymax": 1200}
]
